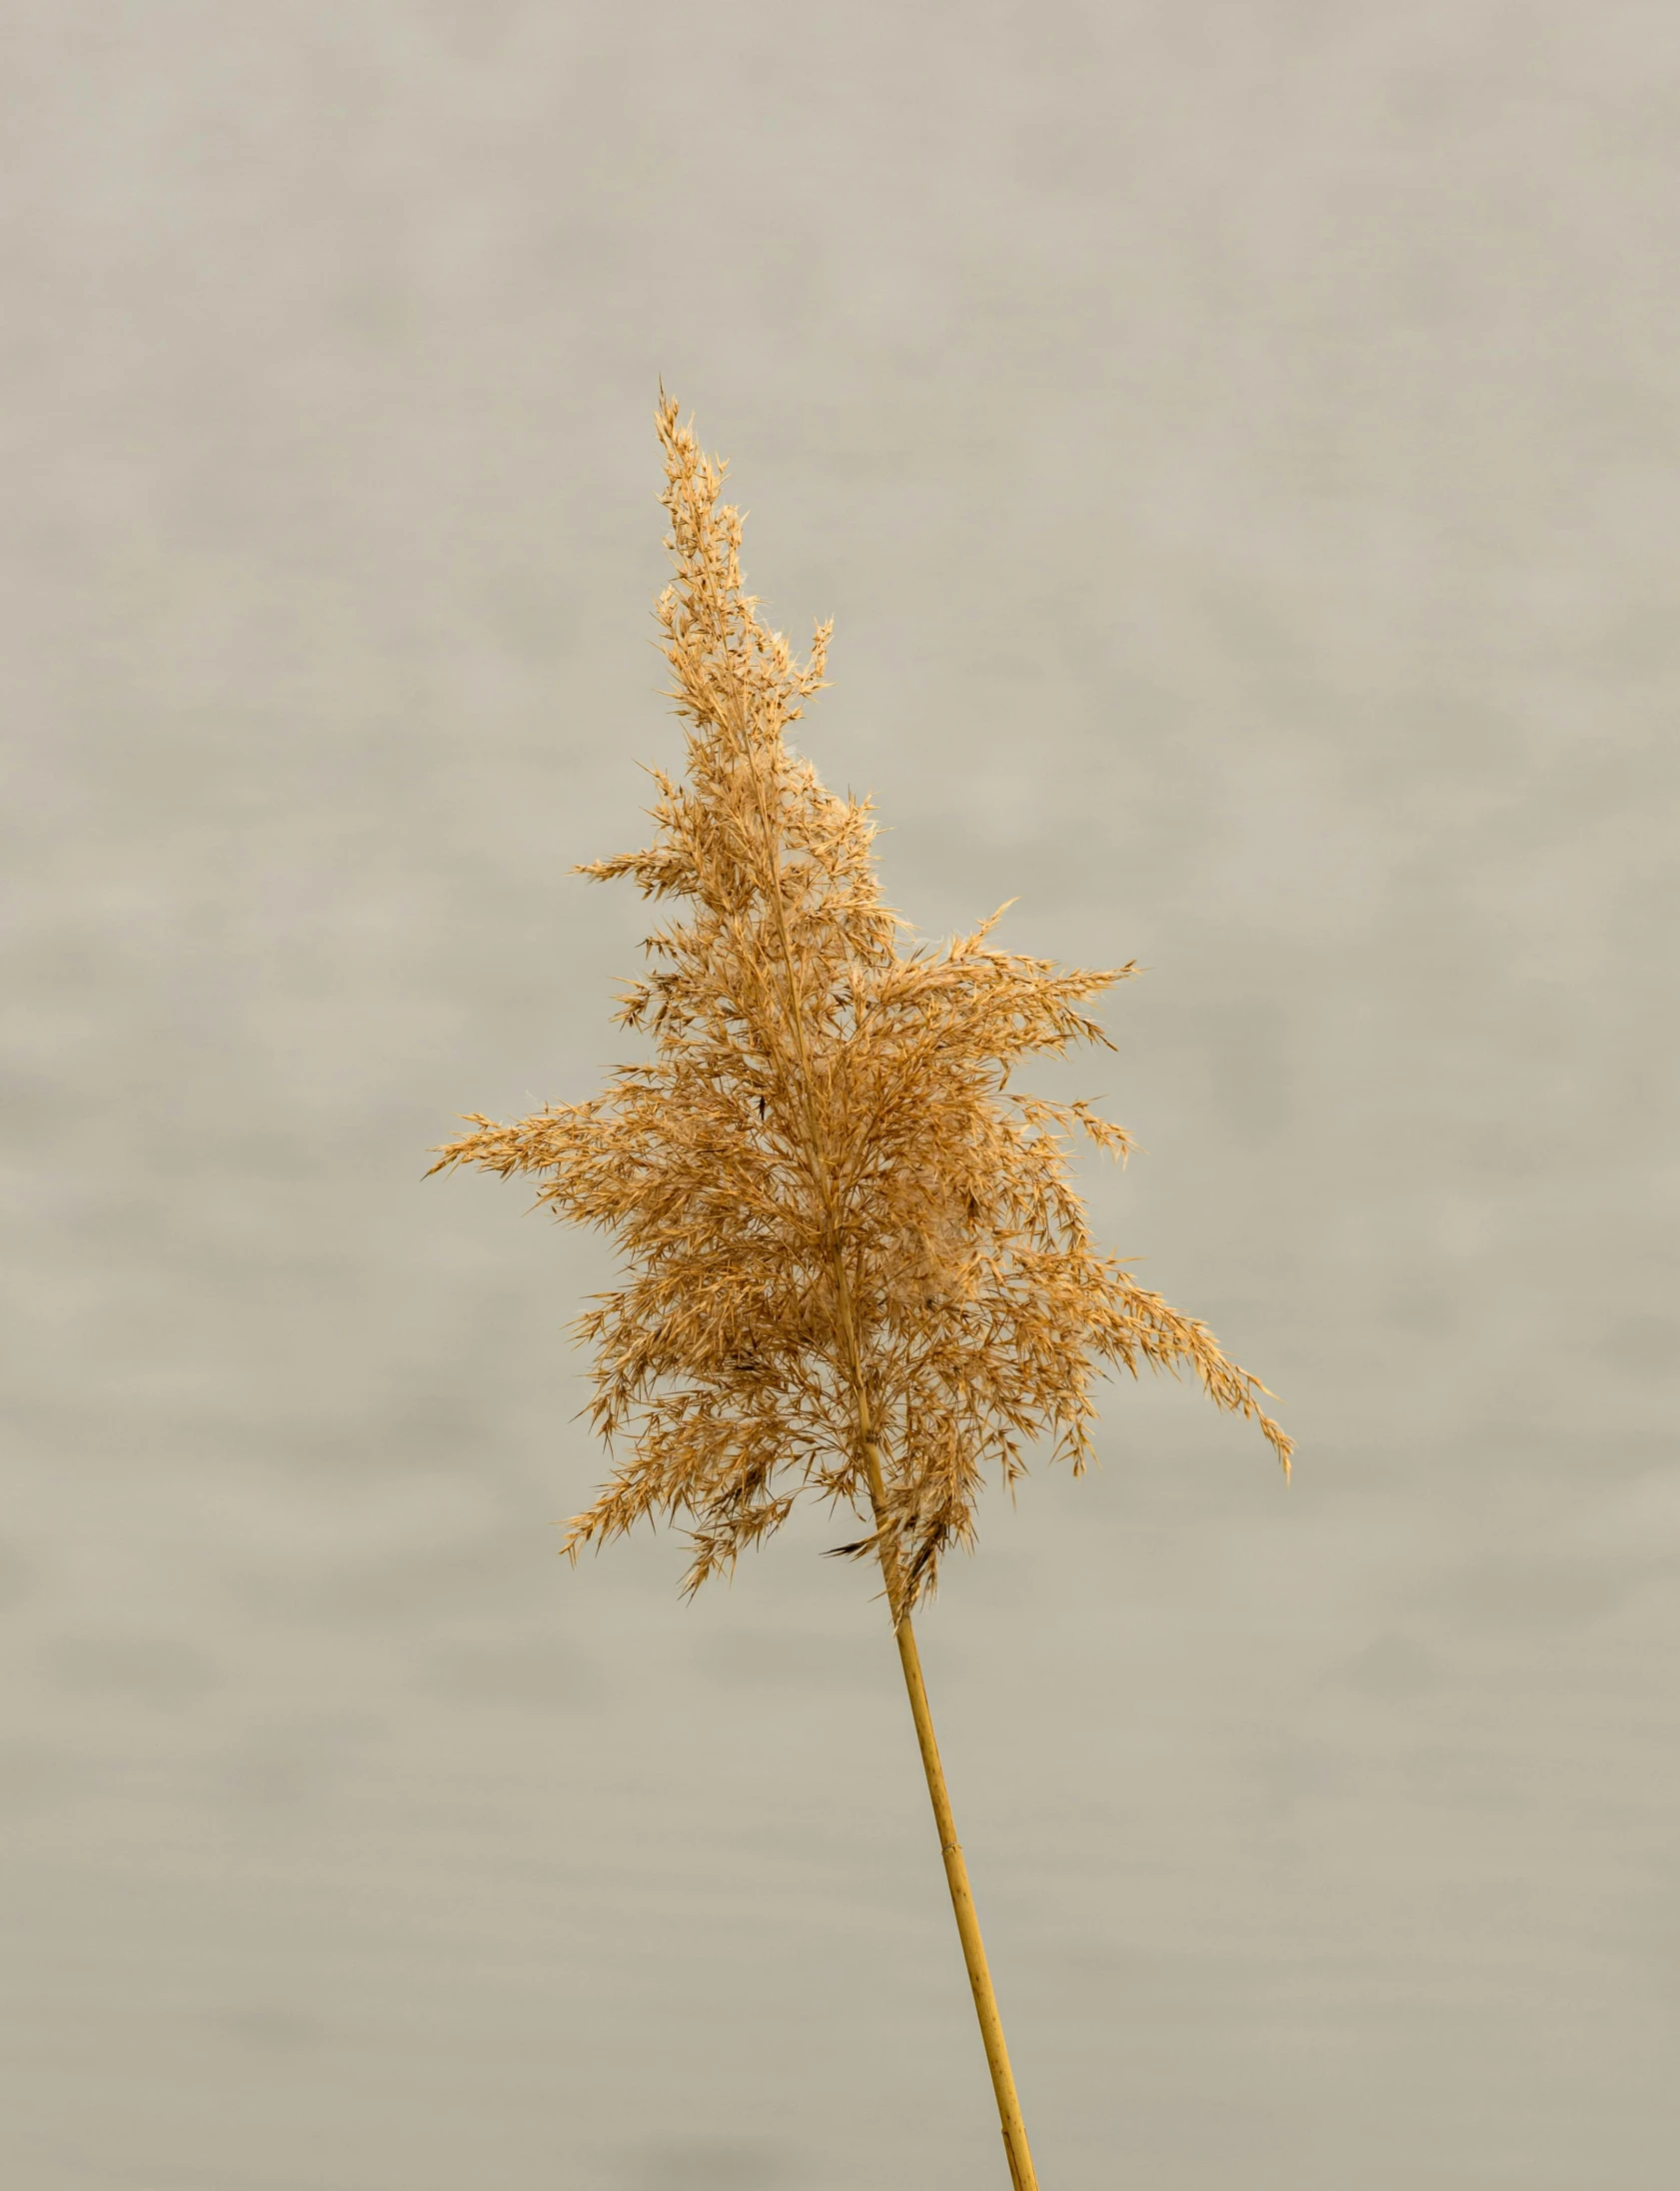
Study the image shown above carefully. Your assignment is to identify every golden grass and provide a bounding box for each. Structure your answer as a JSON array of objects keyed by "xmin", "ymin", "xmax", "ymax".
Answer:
[
  {"xmin": 430, "ymin": 393, "xmax": 1289, "ymax": 1610},
  {"xmin": 428, "ymin": 394, "xmax": 1290, "ymax": 2186}
]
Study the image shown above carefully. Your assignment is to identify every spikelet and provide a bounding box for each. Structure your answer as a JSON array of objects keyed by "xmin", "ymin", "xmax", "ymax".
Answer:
[{"xmin": 429, "ymin": 395, "xmax": 1290, "ymax": 1608}]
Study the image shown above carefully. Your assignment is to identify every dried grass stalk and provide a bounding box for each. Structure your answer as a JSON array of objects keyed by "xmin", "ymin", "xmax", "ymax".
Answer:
[{"xmin": 429, "ymin": 395, "xmax": 1291, "ymax": 2187}]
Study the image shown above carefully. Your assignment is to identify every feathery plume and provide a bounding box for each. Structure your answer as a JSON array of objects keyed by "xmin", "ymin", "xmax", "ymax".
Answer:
[{"xmin": 429, "ymin": 395, "xmax": 1290, "ymax": 2187}]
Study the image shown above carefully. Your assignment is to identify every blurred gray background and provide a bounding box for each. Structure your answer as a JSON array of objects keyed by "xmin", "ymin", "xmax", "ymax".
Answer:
[{"xmin": 3, "ymin": 5, "xmax": 1677, "ymax": 2187}]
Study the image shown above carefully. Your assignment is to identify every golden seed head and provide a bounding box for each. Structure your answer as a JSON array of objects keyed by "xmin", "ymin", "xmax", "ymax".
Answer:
[{"xmin": 428, "ymin": 396, "xmax": 1291, "ymax": 1604}]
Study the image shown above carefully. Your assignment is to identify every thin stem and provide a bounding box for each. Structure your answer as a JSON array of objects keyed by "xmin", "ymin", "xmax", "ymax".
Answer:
[
  {"xmin": 859, "ymin": 1437, "xmax": 1040, "ymax": 2191},
  {"xmin": 730, "ymin": 689, "xmax": 1039, "ymax": 2190}
]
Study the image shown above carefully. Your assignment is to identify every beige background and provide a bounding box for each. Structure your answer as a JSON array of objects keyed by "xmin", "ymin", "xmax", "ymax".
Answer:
[{"xmin": 4, "ymin": 5, "xmax": 1677, "ymax": 2186}]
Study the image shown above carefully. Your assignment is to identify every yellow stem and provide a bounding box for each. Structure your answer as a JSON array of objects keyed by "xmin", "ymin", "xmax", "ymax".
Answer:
[
  {"xmin": 857, "ymin": 1430, "xmax": 1040, "ymax": 2191},
  {"xmin": 730, "ymin": 687, "xmax": 1040, "ymax": 2190}
]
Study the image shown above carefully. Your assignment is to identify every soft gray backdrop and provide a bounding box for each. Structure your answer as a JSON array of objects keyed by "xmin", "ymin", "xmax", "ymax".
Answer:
[{"xmin": 4, "ymin": 5, "xmax": 1676, "ymax": 2187}]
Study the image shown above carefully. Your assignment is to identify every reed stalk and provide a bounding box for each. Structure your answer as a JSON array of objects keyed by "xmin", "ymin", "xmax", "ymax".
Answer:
[
  {"xmin": 739, "ymin": 683, "xmax": 1038, "ymax": 2181},
  {"xmin": 428, "ymin": 394, "xmax": 1289, "ymax": 2183},
  {"xmin": 873, "ymin": 1466, "xmax": 1039, "ymax": 2191}
]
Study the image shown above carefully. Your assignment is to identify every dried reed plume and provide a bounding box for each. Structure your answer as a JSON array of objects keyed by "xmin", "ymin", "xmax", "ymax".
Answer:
[{"xmin": 428, "ymin": 395, "xmax": 1291, "ymax": 2187}]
